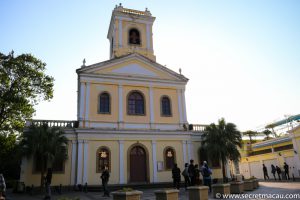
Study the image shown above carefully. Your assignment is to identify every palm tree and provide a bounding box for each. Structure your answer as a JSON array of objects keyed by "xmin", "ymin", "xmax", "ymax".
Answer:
[
  {"xmin": 20, "ymin": 123, "xmax": 68, "ymax": 187},
  {"xmin": 243, "ymin": 130, "xmax": 258, "ymax": 144},
  {"xmin": 262, "ymin": 129, "xmax": 272, "ymax": 140},
  {"xmin": 202, "ymin": 118, "xmax": 242, "ymax": 183}
]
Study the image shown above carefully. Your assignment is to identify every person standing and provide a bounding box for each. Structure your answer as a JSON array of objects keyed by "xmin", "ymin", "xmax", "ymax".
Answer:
[
  {"xmin": 188, "ymin": 159, "xmax": 196, "ymax": 186},
  {"xmin": 44, "ymin": 168, "xmax": 52, "ymax": 200},
  {"xmin": 101, "ymin": 166, "xmax": 110, "ymax": 197},
  {"xmin": 271, "ymin": 164, "xmax": 277, "ymax": 180},
  {"xmin": 276, "ymin": 166, "xmax": 282, "ymax": 180},
  {"xmin": 181, "ymin": 163, "xmax": 190, "ymax": 190},
  {"xmin": 172, "ymin": 164, "xmax": 181, "ymax": 189},
  {"xmin": 262, "ymin": 164, "xmax": 269, "ymax": 180},
  {"xmin": 283, "ymin": 162, "xmax": 290, "ymax": 180},
  {"xmin": 201, "ymin": 161, "xmax": 212, "ymax": 192}
]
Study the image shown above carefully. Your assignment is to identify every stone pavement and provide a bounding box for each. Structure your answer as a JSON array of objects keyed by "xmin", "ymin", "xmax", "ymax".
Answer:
[{"xmin": 5, "ymin": 181, "xmax": 300, "ymax": 200}]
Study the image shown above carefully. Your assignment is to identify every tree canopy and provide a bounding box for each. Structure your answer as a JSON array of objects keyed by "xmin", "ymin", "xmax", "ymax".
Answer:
[
  {"xmin": 202, "ymin": 118, "xmax": 242, "ymax": 182},
  {"xmin": 0, "ymin": 51, "xmax": 54, "ymax": 134},
  {"xmin": 20, "ymin": 124, "xmax": 68, "ymax": 187}
]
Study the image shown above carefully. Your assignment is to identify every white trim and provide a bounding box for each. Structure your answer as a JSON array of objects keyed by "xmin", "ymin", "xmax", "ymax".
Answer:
[
  {"xmin": 83, "ymin": 140, "xmax": 89, "ymax": 184},
  {"xmin": 76, "ymin": 140, "xmax": 83, "ymax": 185},
  {"xmin": 85, "ymin": 83, "xmax": 90, "ymax": 121},
  {"xmin": 187, "ymin": 141, "xmax": 193, "ymax": 161},
  {"xmin": 81, "ymin": 75, "xmax": 186, "ymax": 89},
  {"xmin": 119, "ymin": 140, "xmax": 125, "ymax": 184},
  {"xmin": 149, "ymin": 86, "xmax": 154, "ymax": 128},
  {"xmin": 182, "ymin": 140, "xmax": 187, "ymax": 164},
  {"xmin": 90, "ymin": 122, "xmax": 118, "ymax": 129},
  {"xmin": 146, "ymin": 24, "xmax": 151, "ymax": 49},
  {"xmin": 118, "ymin": 85, "xmax": 123, "ymax": 129},
  {"xmin": 71, "ymin": 141, "xmax": 77, "ymax": 185},
  {"xmin": 118, "ymin": 19, "xmax": 122, "ymax": 47},
  {"xmin": 123, "ymin": 123, "xmax": 150, "ymax": 129},
  {"xmin": 152, "ymin": 140, "xmax": 158, "ymax": 182},
  {"xmin": 115, "ymin": 16, "xmax": 154, "ymax": 25},
  {"xmin": 79, "ymin": 83, "xmax": 85, "ymax": 120},
  {"xmin": 181, "ymin": 89, "xmax": 187, "ymax": 123},
  {"xmin": 177, "ymin": 89, "xmax": 183, "ymax": 124}
]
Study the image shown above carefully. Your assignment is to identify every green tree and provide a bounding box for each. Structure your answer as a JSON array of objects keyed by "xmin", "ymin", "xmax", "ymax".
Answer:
[
  {"xmin": 20, "ymin": 124, "xmax": 68, "ymax": 187},
  {"xmin": 0, "ymin": 134, "xmax": 21, "ymax": 181},
  {"xmin": 262, "ymin": 129, "xmax": 272, "ymax": 140},
  {"xmin": 0, "ymin": 51, "xmax": 54, "ymax": 135},
  {"xmin": 202, "ymin": 118, "xmax": 242, "ymax": 182},
  {"xmin": 243, "ymin": 130, "xmax": 258, "ymax": 144}
]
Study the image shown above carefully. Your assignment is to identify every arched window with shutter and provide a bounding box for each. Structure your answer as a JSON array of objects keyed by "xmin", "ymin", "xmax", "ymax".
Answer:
[
  {"xmin": 161, "ymin": 96, "xmax": 172, "ymax": 116},
  {"xmin": 98, "ymin": 92, "xmax": 110, "ymax": 114},
  {"xmin": 127, "ymin": 91, "xmax": 145, "ymax": 115}
]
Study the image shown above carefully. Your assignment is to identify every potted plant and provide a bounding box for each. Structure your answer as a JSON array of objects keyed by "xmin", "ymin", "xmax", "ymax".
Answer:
[
  {"xmin": 243, "ymin": 178, "xmax": 254, "ymax": 191},
  {"xmin": 249, "ymin": 176, "xmax": 259, "ymax": 188},
  {"xmin": 187, "ymin": 186, "xmax": 209, "ymax": 200},
  {"xmin": 155, "ymin": 188, "xmax": 179, "ymax": 200},
  {"xmin": 112, "ymin": 188, "xmax": 143, "ymax": 200},
  {"xmin": 229, "ymin": 179, "xmax": 244, "ymax": 194}
]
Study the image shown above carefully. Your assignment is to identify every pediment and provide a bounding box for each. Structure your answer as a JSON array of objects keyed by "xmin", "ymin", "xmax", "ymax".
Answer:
[{"xmin": 77, "ymin": 53, "xmax": 188, "ymax": 82}]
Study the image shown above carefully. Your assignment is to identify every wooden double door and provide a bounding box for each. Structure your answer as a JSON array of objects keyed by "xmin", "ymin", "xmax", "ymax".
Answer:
[{"xmin": 129, "ymin": 145, "xmax": 147, "ymax": 182}]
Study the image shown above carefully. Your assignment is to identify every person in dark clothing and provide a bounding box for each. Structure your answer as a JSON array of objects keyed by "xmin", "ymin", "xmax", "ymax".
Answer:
[
  {"xmin": 283, "ymin": 162, "xmax": 290, "ymax": 180},
  {"xmin": 44, "ymin": 168, "xmax": 52, "ymax": 200},
  {"xmin": 188, "ymin": 159, "xmax": 196, "ymax": 186},
  {"xmin": 201, "ymin": 161, "xmax": 212, "ymax": 192},
  {"xmin": 101, "ymin": 166, "xmax": 110, "ymax": 197},
  {"xmin": 194, "ymin": 164, "xmax": 200, "ymax": 185},
  {"xmin": 271, "ymin": 164, "xmax": 277, "ymax": 180},
  {"xmin": 181, "ymin": 163, "xmax": 190, "ymax": 190},
  {"xmin": 172, "ymin": 164, "xmax": 181, "ymax": 189},
  {"xmin": 262, "ymin": 164, "xmax": 269, "ymax": 180},
  {"xmin": 276, "ymin": 166, "xmax": 282, "ymax": 180}
]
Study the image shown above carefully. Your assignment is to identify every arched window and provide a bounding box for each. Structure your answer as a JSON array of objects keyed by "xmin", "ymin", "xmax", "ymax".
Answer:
[
  {"xmin": 128, "ymin": 28, "xmax": 141, "ymax": 45},
  {"xmin": 161, "ymin": 96, "xmax": 172, "ymax": 116},
  {"xmin": 164, "ymin": 147, "xmax": 176, "ymax": 170},
  {"xmin": 128, "ymin": 91, "xmax": 145, "ymax": 115},
  {"xmin": 96, "ymin": 147, "xmax": 110, "ymax": 173},
  {"xmin": 99, "ymin": 92, "xmax": 110, "ymax": 114}
]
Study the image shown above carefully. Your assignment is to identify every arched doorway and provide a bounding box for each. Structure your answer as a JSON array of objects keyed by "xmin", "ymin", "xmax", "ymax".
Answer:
[{"xmin": 129, "ymin": 145, "xmax": 147, "ymax": 182}]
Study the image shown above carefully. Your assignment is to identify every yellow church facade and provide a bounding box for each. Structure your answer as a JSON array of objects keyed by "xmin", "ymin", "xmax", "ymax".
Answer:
[{"xmin": 20, "ymin": 5, "xmax": 225, "ymax": 187}]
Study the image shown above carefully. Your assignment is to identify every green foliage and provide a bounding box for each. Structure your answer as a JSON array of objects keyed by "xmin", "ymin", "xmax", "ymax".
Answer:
[
  {"xmin": 57, "ymin": 197, "xmax": 80, "ymax": 200},
  {"xmin": 0, "ymin": 51, "xmax": 54, "ymax": 135},
  {"xmin": 0, "ymin": 134, "xmax": 21, "ymax": 181},
  {"xmin": 243, "ymin": 130, "xmax": 258, "ymax": 144},
  {"xmin": 19, "ymin": 124, "xmax": 68, "ymax": 187},
  {"xmin": 262, "ymin": 129, "xmax": 272, "ymax": 140},
  {"xmin": 202, "ymin": 118, "xmax": 242, "ymax": 182}
]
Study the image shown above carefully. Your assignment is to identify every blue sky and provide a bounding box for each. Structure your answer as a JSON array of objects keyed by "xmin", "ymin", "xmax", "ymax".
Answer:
[{"xmin": 1, "ymin": 0, "xmax": 299, "ymax": 131}]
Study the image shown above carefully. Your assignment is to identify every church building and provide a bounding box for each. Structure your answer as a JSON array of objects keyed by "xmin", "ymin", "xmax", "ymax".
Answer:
[{"xmin": 20, "ymin": 5, "xmax": 224, "ymax": 186}]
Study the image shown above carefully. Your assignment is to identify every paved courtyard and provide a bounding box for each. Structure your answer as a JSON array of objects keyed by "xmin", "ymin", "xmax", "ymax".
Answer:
[{"xmin": 5, "ymin": 181, "xmax": 300, "ymax": 200}]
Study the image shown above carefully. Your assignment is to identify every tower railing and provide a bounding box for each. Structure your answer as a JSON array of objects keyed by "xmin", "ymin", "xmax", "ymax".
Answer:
[{"xmin": 26, "ymin": 119, "xmax": 79, "ymax": 128}]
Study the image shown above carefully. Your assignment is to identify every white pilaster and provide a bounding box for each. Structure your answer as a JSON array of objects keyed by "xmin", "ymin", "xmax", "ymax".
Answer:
[
  {"xmin": 181, "ymin": 89, "xmax": 187, "ymax": 123},
  {"xmin": 146, "ymin": 24, "xmax": 150, "ymax": 49},
  {"xmin": 182, "ymin": 140, "xmax": 187, "ymax": 164},
  {"xmin": 177, "ymin": 89, "xmax": 183, "ymax": 124},
  {"xmin": 119, "ymin": 140, "xmax": 125, "ymax": 184},
  {"xmin": 83, "ymin": 140, "xmax": 89, "ymax": 184},
  {"xmin": 290, "ymin": 133, "xmax": 300, "ymax": 176},
  {"xmin": 225, "ymin": 160, "xmax": 231, "ymax": 178},
  {"xmin": 149, "ymin": 86, "xmax": 154, "ymax": 128},
  {"xmin": 152, "ymin": 140, "xmax": 158, "ymax": 182},
  {"xmin": 76, "ymin": 140, "xmax": 83, "ymax": 185},
  {"xmin": 187, "ymin": 141, "xmax": 193, "ymax": 161},
  {"xmin": 71, "ymin": 140, "xmax": 77, "ymax": 185},
  {"xmin": 85, "ymin": 83, "xmax": 90, "ymax": 121},
  {"xmin": 118, "ymin": 85, "xmax": 123, "ymax": 129},
  {"xmin": 79, "ymin": 82, "xmax": 85, "ymax": 120},
  {"xmin": 118, "ymin": 19, "xmax": 122, "ymax": 47},
  {"xmin": 20, "ymin": 158, "xmax": 27, "ymax": 182}
]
